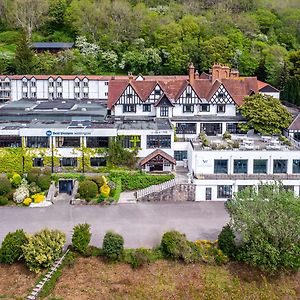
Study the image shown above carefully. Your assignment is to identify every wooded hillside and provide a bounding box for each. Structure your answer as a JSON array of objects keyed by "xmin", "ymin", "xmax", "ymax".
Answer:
[{"xmin": 0, "ymin": 0, "xmax": 299, "ymax": 104}]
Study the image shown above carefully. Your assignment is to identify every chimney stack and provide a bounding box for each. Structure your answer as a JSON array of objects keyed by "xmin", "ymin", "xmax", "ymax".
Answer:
[
  {"xmin": 211, "ymin": 63, "xmax": 235, "ymax": 82},
  {"xmin": 128, "ymin": 72, "xmax": 134, "ymax": 81},
  {"xmin": 194, "ymin": 70, "xmax": 199, "ymax": 80},
  {"xmin": 230, "ymin": 69, "xmax": 239, "ymax": 78},
  {"xmin": 188, "ymin": 63, "xmax": 195, "ymax": 84}
]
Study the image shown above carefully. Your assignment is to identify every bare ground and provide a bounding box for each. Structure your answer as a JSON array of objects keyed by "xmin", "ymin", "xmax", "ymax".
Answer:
[
  {"xmin": 0, "ymin": 263, "xmax": 40, "ymax": 299},
  {"xmin": 49, "ymin": 257, "xmax": 299, "ymax": 300}
]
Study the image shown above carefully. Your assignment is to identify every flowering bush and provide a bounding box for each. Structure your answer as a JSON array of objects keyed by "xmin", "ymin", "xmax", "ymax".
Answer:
[
  {"xmin": 23, "ymin": 197, "xmax": 32, "ymax": 206},
  {"xmin": 31, "ymin": 193, "xmax": 45, "ymax": 203},
  {"xmin": 100, "ymin": 184, "xmax": 110, "ymax": 197},
  {"xmin": 13, "ymin": 184, "xmax": 30, "ymax": 204},
  {"xmin": 195, "ymin": 240, "xmax": 228, "ymax": 265}
]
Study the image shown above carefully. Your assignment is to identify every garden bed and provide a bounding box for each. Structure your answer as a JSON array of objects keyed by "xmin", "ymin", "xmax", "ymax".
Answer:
[{"xmin": 48, "ymin": 257, "xmax": 299, "ymax": 300}]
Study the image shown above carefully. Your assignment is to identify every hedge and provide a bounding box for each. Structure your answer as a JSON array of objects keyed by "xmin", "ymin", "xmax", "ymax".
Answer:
[{"xmin": 109, "ymin": 172, "xmax": 174, "ymax": 191}]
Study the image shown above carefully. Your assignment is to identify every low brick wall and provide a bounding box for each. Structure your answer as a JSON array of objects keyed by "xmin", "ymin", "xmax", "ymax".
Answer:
[{"xmin": 137, "ymin": 184, "xmax": 195, "ymax": 202}]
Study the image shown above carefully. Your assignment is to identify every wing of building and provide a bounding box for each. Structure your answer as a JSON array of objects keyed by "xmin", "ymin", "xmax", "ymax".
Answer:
[{"xmin": 0, "ymin": 63, "xmax": 299, "ymax": 200}]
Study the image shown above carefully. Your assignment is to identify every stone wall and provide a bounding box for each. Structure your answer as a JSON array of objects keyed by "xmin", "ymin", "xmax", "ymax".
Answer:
[{"xmin": 137, "ymin": 184, "xmax": 195, "ymax": 202}]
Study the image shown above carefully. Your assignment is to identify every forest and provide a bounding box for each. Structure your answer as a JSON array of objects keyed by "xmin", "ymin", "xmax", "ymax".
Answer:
[{"xmin": 0, "ymin": 0, "xmax": 299, "ymax": 104}]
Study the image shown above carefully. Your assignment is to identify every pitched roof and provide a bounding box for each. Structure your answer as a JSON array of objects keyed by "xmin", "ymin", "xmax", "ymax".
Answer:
[
  {"xmin": 288, "ymin": 113, "xmax": 300, "ymax": 131},
  {"xmin": 107, "ymin": 80, "xmax": 128, "ymax": 109},
  {"xmin": 131, "ymin": 81, "xmax": 157, "ymax": 101},
  {"xmin": 159, "ymin": 80, "xmax": 187, "ymax": 100},
  {"xmin": 139, "ymin": 149, "xmax": 176, "ymax": 166},
  {"xmin": 257, "ymin": 80, "xmax": 279, "ymax": 92}
]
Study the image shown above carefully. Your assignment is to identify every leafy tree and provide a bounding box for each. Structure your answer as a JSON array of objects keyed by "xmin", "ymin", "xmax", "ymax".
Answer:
[
  {"xmin": 226, "ymin": 183, "xmax": 300, "ymax": 273},
  {"xmin": 239, "ymin": 94, "xmax": 292, "ymax": 134},
  {"xmin": 14, "ymin": 33, "xmax": 34, "ymax": 74}
]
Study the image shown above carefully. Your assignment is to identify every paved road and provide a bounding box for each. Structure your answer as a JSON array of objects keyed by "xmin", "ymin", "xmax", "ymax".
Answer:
[{"xmin": 0, "ymin": 201, "xmax": 229, "ymax": 248}]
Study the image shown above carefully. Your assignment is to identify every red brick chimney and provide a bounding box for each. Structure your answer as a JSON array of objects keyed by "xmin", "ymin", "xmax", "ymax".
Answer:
[
  {"xmin": 128, "ymin": 72, "xmax": 134, "ymax": 81},
  {"xmin": 230, "ymin": 68, "xmax": 239, "ymax": 78},
  {"xmin": 211, "ymin": 63, "xmax": 232, "ymax": 82},
  {"xmin": 188, "ymin": 63, "xmax": 195, "ymax": 84}
]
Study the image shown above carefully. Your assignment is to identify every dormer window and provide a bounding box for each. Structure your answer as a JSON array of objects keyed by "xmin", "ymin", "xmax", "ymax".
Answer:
[
  {"xmin": 22, "ymin": 81, "xmax": 27, "ymax": 87},
  {"xmin": 49, "ymin": 81, "xmax": 54, "ymax": 87},
  {"xmin": 57, "ymin": 81, "xmax": 62, "ymax": 87},
  {"xmin": 31, "ymin": 81, "xmax": 36, "ymax": 87},
  {"xmin": 75, "ymin": 81, "xmax": 80, "ymax": 87},
  {"xmin": 127, "ymin": 93, "xmax": 133, "ymax": 98},
  {"xmin": 83, "ymin": 81, "xmax": 88, "ymax": 87},
  {"xmin": 155, "ymin": 90, "xmax": 161, "ymax": 95}
]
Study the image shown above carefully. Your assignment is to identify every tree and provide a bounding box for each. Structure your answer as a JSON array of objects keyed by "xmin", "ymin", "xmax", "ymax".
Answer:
[
  {"xmin": 14, "ymin": 34, "xmax": 34, "ymax": 74},
  {"xmin": 226, "ymin": 183, "xmax": 300, "ymax": 273},
  {"xmin": 238, "ymin": 94, "xmax": 292, "ymax": 135},
  {"xmin": 4, "ymin": 0, "xmax": 49, "ymax": 39}
]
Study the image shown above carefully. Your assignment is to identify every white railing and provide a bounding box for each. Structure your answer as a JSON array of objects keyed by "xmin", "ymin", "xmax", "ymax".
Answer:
[{"xmin": 136, "ymin": 179, "xmax": 178, "ymax": 199}]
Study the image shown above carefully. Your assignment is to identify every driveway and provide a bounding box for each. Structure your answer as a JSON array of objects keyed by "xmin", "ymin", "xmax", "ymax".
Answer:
[{"xmin": 0, "ymin": 202, "xmax": 229, "ymax": 248}]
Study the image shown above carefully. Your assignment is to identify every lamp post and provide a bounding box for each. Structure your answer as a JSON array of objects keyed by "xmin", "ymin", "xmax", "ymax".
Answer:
[{"xmin": 51, "ymin": 136, "xmax": 54, "ymax": 174}]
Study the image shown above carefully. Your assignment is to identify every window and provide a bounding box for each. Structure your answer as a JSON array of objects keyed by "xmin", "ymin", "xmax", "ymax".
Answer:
[
  {"xmin": 143, "ymin": 104, "xmax": 151, "ymax": 112},
  {"xmin": 273, "ymin": 159, "xmax": 288, "ymax": 173},
  {"xmin": 33, "ymin": 158, "xmax": 43, "ymax": 167},
  {"xmin": 0, "ymin": 135, "xmax": 22, "ymax": 147},
  {"xmin": 186, "ymin": 92, "xmax": 192, "ymax": 98},
  {"xmin": 253, "ymin": 160, "xmax": 267, "ymax": 174},
  {"xmin": 201, "ymin": 123, "xmax": 222, "ymax": 136},
  {"xmin": 123, "ymin": 104, "xmax": 136, "ymax": 113},
  {"xmin": 22, "ymin": 81, "xmax": 27, "ymax": 87},
  {"xmin": 174, "ymin": 151, "xmax": 187, "ymax": 161},
  {"xmin": 26, "ymin": 137, "xmax": 49, "ymax": 148},
  {"xmin": 49, "ymin": 92, "xmax": 54, "ymax": 99},
  {"xmin": 238, "ymin": 185, "xmax": 254, "ymax": 192},
  {"xmin": 175, "ymin": 123, "xmax": 196, "ymax": 134},
  {"xmin": 199, "ymin": 104, "xmax": 210, "ymax": 112},
  {"xmin": 214, "ymin": 160, "xmax": 228, "ymax": 174},
  {"xmin": 217, "ymin": 185, "xmax": 232, "ymax": 198},
  {"xmin": 217, "ymin": 104, "xmax": 225, "ymax": 113},
  {"xmin": 154, "ymin": 89, "xmax": 161, "ymax": 95},
  {"xmin": 218, "ymin": 92, "xmax": 225, "ymax": 99},
  {"xmin": 282, "ymin": 185, "xmax": 294, "ymax": 192},
  {"xmin": 147, "ymin": 135, "xmax": 171, "ymax": 148},
  {"xmin": 86, "ymin": 137, "xmax": 109, "ymax": 148},
  {"xmin": 56, "ymin": 137, "xmax": 81, "ymax": 148},
  {"xmin": 226, "ymin": 123, "xmax": 243, "ymax": 134},
  {"xmin": 183, "ymin": 105, "xmax": 194, "ymax": 113},
  {"xmin": 31, "ymin": 81, "xmax": 36, "ymax": 87},
  {"xmin": 127, "ymin": 93, "xmax": 133, "ymax": 98},
  {"xmin": 104, "ymin": 81, "xmax": 109, "ymax": 86},
  {"xmin": 49, "ymin": 81, "xmax": 54, "ymax": 87},
  {"xmin": 57, "ymin": 81, "xmax": 62, "ymax": 87},
  {"xmin": 122, "ymin": 135, "xmax": 141, "ymax": 148},
  {"xmin": 31, "ymin": 92, "xmax": 36, "ymax": 98},
  {"xmin": 60, "ymin": 157, "xmax": 77, "ymax": 167},
  {"xmin": 234, "ymin": 159, "xmax": 248, "ymax": 174},
  {"xmin": 90, "ymin": 157, "xmax": 106, "ymax": 167},
  {"xmin": 57, "ymin": 92, "xmax": 62, "ymax": 98},
  {"xmin": 83, "ymin": 92, "xmax": 88, "ymax": 98},
  {"xmin": 83, "ymin": 81, "xmax": 88, "ymax": 87},
  {"xmin": 293, "ymin": 160, "xmax": 300, "ymax": 173},
  {"xmin": 160, "ymin": 107, "xmax": 169, "ymax": 117},
  {"xmin": 75, "ymin": 81, "xmax": 80, "ymax": 87},
  {"xmin": 75, "ymin": 92, "xmax": 80, "ymax": 98},
  {"xmin": 23, "ymin": 92, "xmax": 28, "ymax": 98}
]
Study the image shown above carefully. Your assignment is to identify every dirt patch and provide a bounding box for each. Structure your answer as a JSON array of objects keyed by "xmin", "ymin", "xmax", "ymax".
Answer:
[
  {"xmin": 49, "ymin": 257, "xmax": 298, "ymax": 300},
  {"xmin": 0, "ymin": 263, "xmax": 39, "ymax": 299}
]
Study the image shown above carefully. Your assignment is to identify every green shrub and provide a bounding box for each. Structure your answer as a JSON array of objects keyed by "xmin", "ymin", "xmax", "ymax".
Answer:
[
  {"xmin": 102, "ymin": 231, "xmax": 124, "ymax": 261},
  {"xmin": 0, "ymin": 229, "xmax": 28, "ymax": 264},
  {"xmin": 28, "ymin": 182, "xmax": 41, "ymax": 194},
  {"xmin": 11, "ymin": 173, "xmax": 22, "ymax": 188},
  {"xmin": 160, "ymin": 230, "xmax": 191, "ymax": 261},
  {"xmin": 86, "ymin": 175, "xmax": 104, "ymax": 188},
  {"xmin": 218, "ymin": 224, "xmax": 237, "ymax": 259},
  {"xmin": 0, "ymin": 176, "xmax": 12, "ymax": 195},
  {"xmin": 36, "ymin": 175, "xmax": 51, "ymax": 191},
  {"xmin": 110, "ymin": 179, "xmax": 122, "ymax": 201},
  {"xmin": 63, "ymin": 251, "xmax": 77, "ymax": 268},
  {"xmin": 22, "ymin": 229, "xmax": 66, "ymax": 273},
  {"xmin": 97, "ymin": 194, "xmax": 106, "ymax": 203},
  {"xmin": 71, "ymin": 223, "xmax": 91, "ymax": 255},
  {"xmin": 0, "ymin": 196, "xmax": 8, "ymax": 206},
  {"xmin": 0, "ymin": 31, "xmax": 21, "ymax": 44},
  {"xmin": 223, "ymin": 131, "xmax": 232, "ymax": 140},
  {"xmin": 78, "ymin": 180, "xmax": 98, "ymax": 200},
  {"xmin": 128, "ymin": 248, "xmax": 152, "ymax": 269},
  {"xmin": 109, "ymin": 172, "xmax": 174, "ymax": 191},
  {"xmin": 27, "ymin": 168, "xmax": 41, "ymax": 184}
]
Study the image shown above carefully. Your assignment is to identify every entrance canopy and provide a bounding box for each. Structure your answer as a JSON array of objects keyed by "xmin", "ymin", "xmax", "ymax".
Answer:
[{"xmin": 140, "ymin": 149, "xmax": 176, "ymax": 167}]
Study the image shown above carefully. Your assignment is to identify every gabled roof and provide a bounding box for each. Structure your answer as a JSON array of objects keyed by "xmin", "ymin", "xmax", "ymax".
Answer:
[
  {"xmin": 139, "ymin": 149, "xmax": 176, "ymax": 166},
  {"xmin": 154, "ymin": 94, "xmax": 175, "ymax": 107},
  {"xmin": 131, "ymin": 81, "xmax": 157, "ymax": 101},
  {"xmin": 159, "ymin": 80, "xmax": 188, "ymax": 100},
  {"xmin": 107, "ymin": 80, "xmax": 128, "ymax": 109},
  {"xmin": 257, "ymin": 80, "xmax": 279, "ymax": 93},
  {"xmin": 288, "ymin": 113, "xmax": 300, "ymax": 131}
]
